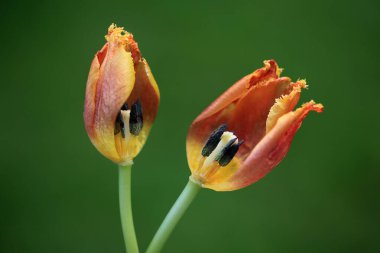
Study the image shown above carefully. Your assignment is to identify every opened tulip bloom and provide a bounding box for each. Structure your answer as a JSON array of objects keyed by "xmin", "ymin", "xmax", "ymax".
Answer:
[
  {"xmin": 147, "ymin": 60, "xmax": 323, "ymax": 253},
  {"xmin": 84, "ymin": 24, "xmax": 160, "ymax": 166},
  {"xmin": 84, "ymin": 24, "xmax": 160, "ymax": 253},
  {"xmin": 187, "ymin": 60, "xmax": 322, "ymax": 191}
]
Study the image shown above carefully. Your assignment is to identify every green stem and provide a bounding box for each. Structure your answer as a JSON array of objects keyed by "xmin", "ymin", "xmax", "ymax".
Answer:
[
  {"xmin": 119, "ymin": 164, "xmax": 139, "ymax": 253},
  {"xmin": 146, "ymin": 179, "xmax": 201, "ymax": 253}
]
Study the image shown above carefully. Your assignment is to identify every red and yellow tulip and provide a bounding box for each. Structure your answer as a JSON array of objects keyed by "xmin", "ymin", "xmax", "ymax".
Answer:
[
  {"xmin": 84, "ymin": 24, "xmax": 160, "ymax": 165},
  {"xmin": 187, "ymin": 60, "xmax": 323, "ymax": 191}
]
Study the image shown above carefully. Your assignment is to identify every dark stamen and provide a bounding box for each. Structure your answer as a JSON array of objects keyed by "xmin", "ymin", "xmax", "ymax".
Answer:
[
  {"xmin": 215, "ymin": 137, "xmax": 237, "ymax": 161},
  {"xmin": 114, "ymin": 111, "xmax": 125, "ymax": 137},
  {"xmin": 121, "ymin": 103, "xmax": 129, "ymax": 111},
  {"xmin": 218, "ymin": 140, "xmax": 244, "ymax": 167},
  {"xmin": 129, "ymin": 100, "xmax": 143, "ymax": 135},
  {"xmin": 201, "ymin": 124, "xmax": 227, "ymax": 157},
  {"xmin": 114, "ymin": 102, "xmax": 128, "ymax": 137}
]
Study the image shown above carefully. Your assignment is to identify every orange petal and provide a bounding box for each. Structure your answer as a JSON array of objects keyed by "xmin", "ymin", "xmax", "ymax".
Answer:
[
  {"xmin": 208, "ymin": 101, "xmax": 323, "ymax": 191},
  {"xmin": 91, "ymin": 37, "xmax": 135, "ymax": 163},
  {"xmin": 84, "ymin": 47, "xmax": 102, "ymax": 142},
  {"xmin": 127, "ymin": 59, "xmax": 160, "ymax": 124},
  {"xmin": 228, "ymin": 77, "xmax": 291, "ymax": 156},
  {"xmin": 192, "ymin": 60, "xmax": 280, "ymax": 124}
]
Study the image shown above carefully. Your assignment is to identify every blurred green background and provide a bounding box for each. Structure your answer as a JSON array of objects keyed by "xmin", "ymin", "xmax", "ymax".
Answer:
[{"xmin": 1, "ymin": 0, "xmax": 379, "ymax": 252}]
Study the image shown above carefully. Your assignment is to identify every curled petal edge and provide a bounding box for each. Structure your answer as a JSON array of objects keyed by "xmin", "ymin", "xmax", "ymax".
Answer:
[{"xmin": 266, "ymin": 80, "xmax": 307, "ymax": 133}]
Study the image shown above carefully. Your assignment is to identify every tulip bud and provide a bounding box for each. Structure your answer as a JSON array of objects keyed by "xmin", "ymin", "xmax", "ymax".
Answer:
[
  {"xmin": 187, "ymin": 60, "xmax": 323, "ymax": 191},
  {"xmin": 84, "ymin": 24, "xmax": 160, "ymax": 165}
]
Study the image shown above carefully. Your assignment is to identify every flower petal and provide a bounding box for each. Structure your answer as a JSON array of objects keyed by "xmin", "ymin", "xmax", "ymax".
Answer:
[
  {"xmin": 92, "ymin": 37, "xmax": 136, "ymax": 163},
  {"xmin": 266, "ymin": 80, "xmax": 307, "ymax": 133},
  {"xmin": 192, "ymin": 60, "xmax": 280, "ymax": 124},
  {"xmin": 84, "ymin": 48, "xmax": 102, "ymax": 141},
  {"xmin": 228, "ymin": 77, "xmax": 291, "ymax": 156},
  {"xmin": 209, "ymin": 101, "xmax": 323, "ymax": 191}
]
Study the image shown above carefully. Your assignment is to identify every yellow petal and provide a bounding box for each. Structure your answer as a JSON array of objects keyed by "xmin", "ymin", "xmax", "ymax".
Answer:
[{"xmin": 266, "ymin": 80, "xmax": 307, "ymax": 133}]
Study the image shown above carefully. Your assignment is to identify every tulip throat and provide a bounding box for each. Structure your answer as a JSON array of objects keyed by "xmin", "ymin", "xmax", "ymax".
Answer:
[
  {"xmin": 114, "ymin": 101, "xmax": 144, "ymax": 138},
  {"xmin": 203, "ymin": 132, "xmax": 238, "ymax": 168},
  {"xmin": 196, "ymin": 125, "xmax": 243, "ymax": 180},
  {"xmin": 114, "ymin": 101, "xmax": 144, "ymax": 163}
]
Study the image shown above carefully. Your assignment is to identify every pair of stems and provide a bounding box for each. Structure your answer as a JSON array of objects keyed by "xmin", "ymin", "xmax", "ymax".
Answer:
[{"xmin": 118, "ymin": 164, "xmax": 201, "ymax": 253}]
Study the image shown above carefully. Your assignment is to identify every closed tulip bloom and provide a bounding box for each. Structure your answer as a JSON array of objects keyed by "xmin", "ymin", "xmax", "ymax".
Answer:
[
  {"xmin": 84, "ymin": 24, "xmax": 160, "ymax": 165},
  {"xmin": 187, "ymin": 60, "xmax": 323, "ymax": 191}
]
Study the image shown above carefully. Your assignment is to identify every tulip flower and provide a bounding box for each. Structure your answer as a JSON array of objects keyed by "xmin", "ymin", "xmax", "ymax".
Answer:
[
  {"xmin": 147, "ymin": 60, "xmax": 323, "ymax": 253},
  {"xmin": 187, "ymin": 59, "xmax": 323, "ymax": 191},
  {"xmin": 84, "ymin": 24, "xmax": 160, "ymax": 166},
  {"xmin": 84, "ymin": 24, "xmax": 160, "ymax": 253}
]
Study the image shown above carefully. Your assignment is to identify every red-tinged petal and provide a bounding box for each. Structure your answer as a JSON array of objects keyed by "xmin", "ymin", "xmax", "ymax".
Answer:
[
  {"xmin": 84, "ymin": 51, "xmax": 101, "ymax": 140},
  {"xmin": 191, "ymin": 60, "xmax": 280, "ymax": 125},
  {"xmin": 91, "ymin": 35, "xmax": 136, "ymax": 163},
  {"xmin": 96, "ymin": 44, "xmax": 108, "ymax": 66},
  {"xmin": 84, "ymin": 43, "xmax": 110, "ymax": 149},
  {"xmin": 228, "ymin": 77, "xmax": 291, "ymax": 155},
  {"xmin": 127, "ymin": 59, "xmax": 160, "ymax": 124},
  {"xmin": 208, "ymin": 101, "xmax": 323, "ymax": 191}
]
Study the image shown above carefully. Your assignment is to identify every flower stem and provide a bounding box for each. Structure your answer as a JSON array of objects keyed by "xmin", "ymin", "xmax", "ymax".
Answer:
[
  {"xmin": 146, "ymin": 179, "xmax": 201, "ymax": 253},
  {"xmin": 119, "ymin": 164, "xmax": 139, "ymax": 253}
]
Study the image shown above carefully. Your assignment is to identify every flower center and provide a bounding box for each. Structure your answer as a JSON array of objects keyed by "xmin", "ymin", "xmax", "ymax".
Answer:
[
  {"xmin": 203, "ymin": 131, "xmax": 238, "ymax": 167},
  {"xmin": 114, "ymin": 100, "xmax": 143, "ymax": 139},
  {"xmin": 197, "ymin": 124, "xmax": 243, "ymax": 179}
]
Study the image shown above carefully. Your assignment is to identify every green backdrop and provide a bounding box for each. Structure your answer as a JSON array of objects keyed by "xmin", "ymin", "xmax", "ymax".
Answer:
[{"xmin": 1, "ymin": 0, "xmax": 379, "ymax": 252}]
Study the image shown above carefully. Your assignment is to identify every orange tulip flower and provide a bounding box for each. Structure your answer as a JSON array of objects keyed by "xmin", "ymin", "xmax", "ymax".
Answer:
[
  {"xmin": 187, "ymin": 60, "xmax": 323, "ymax": 191},
  {"xmin": 84, "ymin": 24, "xmax": 160, "ymax": 165}
]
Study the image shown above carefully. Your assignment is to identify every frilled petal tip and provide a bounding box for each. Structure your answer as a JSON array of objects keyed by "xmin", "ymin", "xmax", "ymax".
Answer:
[
  {"xmin": 106, "ymin": 24, "xmax": 141, "ymax": 63},
  {"xmin": 207, "ymin": 101, "xmax": 323, "ymax": 191},
  {"xmin": 266, "ymin": 79, "xmax": 308, "ymax": 133}
]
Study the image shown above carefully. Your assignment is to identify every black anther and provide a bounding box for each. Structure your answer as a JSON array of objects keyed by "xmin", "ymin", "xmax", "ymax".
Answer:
[
  {"xmin": 129, "ymin": 100, "xmax": 143, "ymax": 136},
  {"xmin": 215, "ymin": 137, "xmax": 237, "ymax": 161},
  {"xmin": 218, "ymin": 140, "xmax": 244, "ymax": 167},
  {"xmin": 201, "ymin": 124, "xmax": 227, "ymax": 157},
  {"xmin": 114, "ymin": 111, "xmax": 125, "ymax": 137},
  {"xmin": 114, "ymin": 102, "xmax": 128, "ymax": 137},
  {"xmin": 121, "ymin": 103, "xmax": 129, "ymax": 111}
]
